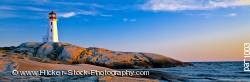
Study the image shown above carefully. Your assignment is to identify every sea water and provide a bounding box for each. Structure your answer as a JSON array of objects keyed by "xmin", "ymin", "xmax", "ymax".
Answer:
[{"xmin": 157, "ymin": 62, "xmax": 250, "ymax": 82}]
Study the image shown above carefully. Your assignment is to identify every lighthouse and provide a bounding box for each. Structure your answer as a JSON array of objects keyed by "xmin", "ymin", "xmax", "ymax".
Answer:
[{"xmin": 47, "ymin": 11, "xmax": 59, "ymax": 42}]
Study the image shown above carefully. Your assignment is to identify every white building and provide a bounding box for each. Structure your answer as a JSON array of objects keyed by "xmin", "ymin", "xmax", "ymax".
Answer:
[{"xmin": 44, "ymin": 11, "xmax": 59, "ymax": 42}]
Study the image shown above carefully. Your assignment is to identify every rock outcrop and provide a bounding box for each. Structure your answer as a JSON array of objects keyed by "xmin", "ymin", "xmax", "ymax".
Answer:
[
  {"xmin": 0, "ymin": 50, "xmax": 159, "ymax": 82},
  {"xmin": 12, "ymin": 42, "xmax": 190, "ymax": 69}
]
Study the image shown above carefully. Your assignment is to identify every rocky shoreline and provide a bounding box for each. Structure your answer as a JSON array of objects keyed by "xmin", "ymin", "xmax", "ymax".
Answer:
[{"xmin": 0, "ymin": 42, "xmax": 191, "ymax": 81}]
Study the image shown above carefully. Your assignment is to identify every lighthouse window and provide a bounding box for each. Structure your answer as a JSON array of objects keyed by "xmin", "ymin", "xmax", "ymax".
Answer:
[{"xmin": 50, "ymin": 22, "xmax": 52, "ymax": 25}]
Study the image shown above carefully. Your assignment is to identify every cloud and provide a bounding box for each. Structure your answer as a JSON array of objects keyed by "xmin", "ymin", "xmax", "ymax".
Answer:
[
  {"xmin": 141, "ymin": 0, "xmax": 250, "ymax": 11},
  {"xmin": 78, "ymin": 10, "xmax": 97, "ymax": 16},
  {"xmin": 55, "ymin": 2, "xmax": 103, "ymax": 8},
  {"xmin": 100, "ymin": 14, "xmax": 113, "ymax": 17},
  {"xmin": 185, "ymin": 12, "xmax": 238, "ymax": 18},
  {"xmin": 0, "ymin": 13, "xmax": 18, "ymax": 19},
  {"xmin": 225, "ymin": 13, "xmax": 238, "ymax": 17},
  {"xmin": 0, "ymin": 5, "xmax": 47, "ymax": 12},
  {"xmin": 58, "ymin": 12, "xmax": 76, "ymax": 18},
  {"xmin": 185, "ymin": 13, "xmax": 213, "ymax": 18},
  {"xmin": 0, "ymin": 6, "xmax": 15, "ymax": 10},
  {"xmin": 22, "ymin": 6, "xmax": 47, "ymax": 11},
  {"xmin": 123, "ymin": 18, "xmax": 136, "ymax": 22},
  {"xmin": 58, "ymin": 11, "xmax": 99, "ymax": 18},
  {"xmin": 226, "ymin": 13, "xmax": 237, "ymax": 17}
]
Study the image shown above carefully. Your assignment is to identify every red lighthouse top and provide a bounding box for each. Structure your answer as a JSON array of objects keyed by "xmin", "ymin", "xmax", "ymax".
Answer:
[{"xmin": 49, "ymin": 11, "xmax": 57, "ymax": 19}]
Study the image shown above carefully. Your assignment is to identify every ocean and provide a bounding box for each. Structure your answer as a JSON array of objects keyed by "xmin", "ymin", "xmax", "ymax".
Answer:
[{"xmin": 156, "ymin": 62, "xmax": 250, "ymax": 82}]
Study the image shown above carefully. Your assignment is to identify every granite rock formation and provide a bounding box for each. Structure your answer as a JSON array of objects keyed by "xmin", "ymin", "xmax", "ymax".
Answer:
[{"xmin": 12, "ymin": 42, "xmax": 189, "ymax": 69}]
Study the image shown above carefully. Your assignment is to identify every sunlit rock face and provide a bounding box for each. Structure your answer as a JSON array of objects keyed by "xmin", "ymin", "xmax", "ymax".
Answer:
[{"xmin": 12, "ymin": 42, "xmax": 190, "ymax": 69}]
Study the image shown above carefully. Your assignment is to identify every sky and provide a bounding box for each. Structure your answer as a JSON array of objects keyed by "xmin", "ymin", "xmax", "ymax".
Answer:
[{"xmin": 0, "ymin": 0, "xmax": 250, "ymax": 62}]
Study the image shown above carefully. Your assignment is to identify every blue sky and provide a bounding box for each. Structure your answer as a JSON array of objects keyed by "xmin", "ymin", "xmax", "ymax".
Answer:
[{"xmin": 0, "ymin": 0, "xmax": 250, "ymax": 61}]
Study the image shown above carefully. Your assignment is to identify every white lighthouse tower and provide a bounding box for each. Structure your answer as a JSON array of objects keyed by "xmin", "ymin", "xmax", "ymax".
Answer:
[{"xmin": 47, "ymin": 11, "xmax": 59, "ymax": 42}]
